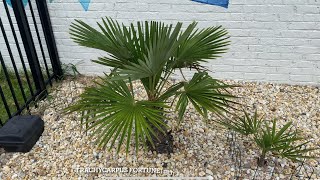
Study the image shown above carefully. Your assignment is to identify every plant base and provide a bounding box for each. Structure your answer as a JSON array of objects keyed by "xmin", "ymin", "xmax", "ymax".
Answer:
[
  {"xmin": 147, "ymin": 126, "xmax": 174, "ymax": 155},
  {"xmin": 257, "ymin": 156, "xmax": 267, "ymax": 167}
]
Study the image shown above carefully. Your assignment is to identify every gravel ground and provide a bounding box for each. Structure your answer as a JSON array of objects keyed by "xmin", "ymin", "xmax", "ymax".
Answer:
[{"xmin": 0, "ymin": 76, "xmax": 319, "ymax": 179}]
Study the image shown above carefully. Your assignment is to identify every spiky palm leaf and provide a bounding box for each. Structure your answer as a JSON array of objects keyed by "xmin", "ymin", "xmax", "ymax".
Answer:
[
  {"xmin": 176, "ymin": 72, "xmax": 237, "ymax": 121},
  {"xmin": 70, "ymin": 18, "xmax": 230, "ymax": 97},
  {"xmin": 172, "ymin": 25, "xmax": 230, "ymax": 69},
  {"xmin": 65, "ymin": 78, "xmax": 169, "ymax": 153},
  {"xmin": 218, "ymin": 110, "xmax": 263, "ymax": 136}
]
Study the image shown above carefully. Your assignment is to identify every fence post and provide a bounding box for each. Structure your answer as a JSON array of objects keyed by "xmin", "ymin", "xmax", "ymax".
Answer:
[
  {"xmin": 11, "ymin": 0, "xmax": 46, "ymax": 92},
  {"xmin": 36, "ymin": 0, "xmax": 63, "ymax": 79}
]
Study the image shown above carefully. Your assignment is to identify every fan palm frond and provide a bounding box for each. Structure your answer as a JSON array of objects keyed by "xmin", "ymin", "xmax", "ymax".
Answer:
[
  {"xmin": 172, "ymin": 25, "xmax": 230, "ymax": 69},
  {"xmin": 218, "ymin": 110, "xmax": 263, "ymax": 136},
  {"xmin": 65, "ymin": 78, "xmax": 168, "ymax": 153},
  {"xmin": 176, "ymin": 72, "xmax": 237, "ymax": 121}
]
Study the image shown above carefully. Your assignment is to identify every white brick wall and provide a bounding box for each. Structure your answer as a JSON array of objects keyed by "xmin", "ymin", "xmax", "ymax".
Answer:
[
  {"xmin": 1, "ymin": 0, "xmax": 320, "ymax": 85},
  {"xmin": 0, "ymin": 1, "xmax": 52, "ymax": 73}
]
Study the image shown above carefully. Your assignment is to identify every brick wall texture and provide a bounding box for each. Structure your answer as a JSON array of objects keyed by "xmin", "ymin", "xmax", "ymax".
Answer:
[{"xmin": 1, "ymin": 0, "xmax": 320, "ymax": 85}]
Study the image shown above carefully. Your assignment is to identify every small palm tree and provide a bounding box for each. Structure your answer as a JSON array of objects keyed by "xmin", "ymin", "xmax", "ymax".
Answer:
[{"xmin": 66, "ymin": 17, "xmax": 236, "ymax": 154}]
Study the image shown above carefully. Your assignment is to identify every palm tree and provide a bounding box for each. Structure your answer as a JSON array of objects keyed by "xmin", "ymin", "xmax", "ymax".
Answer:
[{"xmin": 66, "ymin": 17, "xmax": 236, "ymax": 154}]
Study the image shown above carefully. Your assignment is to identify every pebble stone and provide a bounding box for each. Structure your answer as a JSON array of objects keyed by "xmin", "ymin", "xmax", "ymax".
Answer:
[{"xmin": 0, "ymin": 76, "xmax": 319, "ymax": 179}]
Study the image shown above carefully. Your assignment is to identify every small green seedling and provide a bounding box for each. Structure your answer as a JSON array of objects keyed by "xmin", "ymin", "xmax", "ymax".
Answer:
[
  {"xmin": 219, "ymin": 110, "xmax": 263, "ymax": 136},
  {"xmin": 254, "ymin": 119, "xmax": 317, "ymax": 167}
]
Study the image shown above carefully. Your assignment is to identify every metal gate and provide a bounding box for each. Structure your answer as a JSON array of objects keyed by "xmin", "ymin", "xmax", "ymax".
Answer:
[{"xmin": 0, "ymin": 0, "xmax": 62, "ymax": 126}]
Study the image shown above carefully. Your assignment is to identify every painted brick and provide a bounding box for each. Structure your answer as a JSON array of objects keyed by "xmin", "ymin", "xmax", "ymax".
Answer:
[{"xmin": 0, "ymin": 0, "xmax": 319, "ymax": 85}]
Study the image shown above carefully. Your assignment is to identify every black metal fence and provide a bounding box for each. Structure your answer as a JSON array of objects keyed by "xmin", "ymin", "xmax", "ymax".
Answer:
[{"xmin": 0, "ymin": 0, "xmax": 62, "ymax": 126}]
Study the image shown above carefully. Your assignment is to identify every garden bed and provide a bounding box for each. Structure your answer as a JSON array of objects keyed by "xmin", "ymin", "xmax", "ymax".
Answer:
[{"xmin": 0, "ymin": 76, "xmax": 319, "ymax": 179}]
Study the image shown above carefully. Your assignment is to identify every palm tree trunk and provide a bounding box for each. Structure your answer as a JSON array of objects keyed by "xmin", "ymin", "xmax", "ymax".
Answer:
[
  {"xmin": 258, "ymin": 152, "xmax": 267, "ymax": 167},
  {"xmin": 147, "ymin": 120, "xmax": 174, "ymax": 155}
]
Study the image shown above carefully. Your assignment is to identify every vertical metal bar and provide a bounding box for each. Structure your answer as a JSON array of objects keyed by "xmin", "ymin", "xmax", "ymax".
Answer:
[
  {"xmin": 0, "ymin": 52, "xmax": 20, "ymax": 111},
  {"xmin": 35, "ymin": 0, "xmax": 63, "ymax": 79},
  {"xmin": 0, "ymin": 17, "xmax": 28, "ymax": 104},
  {"xmin": 27, "ymin": 0, "xmax": 52, "ymax": 86},
  {"xmin": 3, "ymin": 0, "xmax": 35, "ymax": 97},
  {"xmin": 0, "ymin": 85, "xmax": 12, "ymax": 122},
  {"xmin": 11, "ymin": 0, "xmax": 46, "ymax": 93}
]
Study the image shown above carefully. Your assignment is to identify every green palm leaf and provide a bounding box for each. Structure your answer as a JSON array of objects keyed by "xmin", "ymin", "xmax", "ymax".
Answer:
[
  {"xmin": 65, "ymin": 77, "xmax": 168, "ymax": 153},
  {"xmin": 218, "ymin": 110, "xmax": 263, "ymax": 136},
  {"xmin": 70, "ymin": 18, "xmax": 230, "ymax": 93},
  {"xmin": 176, "ymin": 72, "xmax": 237, "ymax": 121},
  {"xmin": 70, "ymin": 19, "xmax": 134, "ymax": 64},
  {"xmin": 173, "ymin": 25, "xmax": 230, "ymax": 69}
]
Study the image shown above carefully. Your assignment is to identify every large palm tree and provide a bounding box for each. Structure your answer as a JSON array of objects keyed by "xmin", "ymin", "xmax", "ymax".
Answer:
[{"xmin": 66, "ymin": 17, "xmax": 236, "ymax": 154}]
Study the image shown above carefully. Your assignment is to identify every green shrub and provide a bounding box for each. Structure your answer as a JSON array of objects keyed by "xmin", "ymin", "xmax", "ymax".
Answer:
[
  {"xmin": 254, "ymin": 119, "xmax": 316, "ymax": 166},
  {"xmin": 220, "ymin": 110, "xmax": 317, "ymax": 167},
  {"xmin": 66, "ymin": 17, "xmax": 236, "ymax": 153}
]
